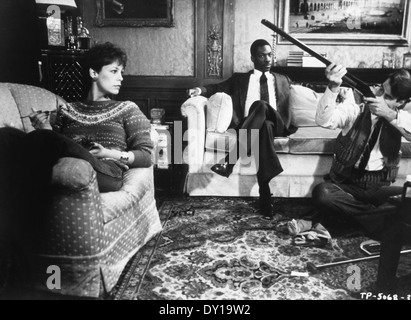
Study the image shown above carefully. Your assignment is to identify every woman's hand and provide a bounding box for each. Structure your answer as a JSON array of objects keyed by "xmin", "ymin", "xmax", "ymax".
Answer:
[
  {"xmin": 89, "ymin": 143, "xmax": 134, "ymax": 165},
  {"xmin": 88, "ymin": 142, "xmax": 110, "ymax": 158},
  {"xmin": 325, "ymin": 63, "xmax": 347, "ymax": 92},
  {"xmin": 29, "ymin": 107, "xmax": 52, "ymax": 130},
  {"xmin": 187, "ymin": 87, "xmax": 201, "ymax": 98}
]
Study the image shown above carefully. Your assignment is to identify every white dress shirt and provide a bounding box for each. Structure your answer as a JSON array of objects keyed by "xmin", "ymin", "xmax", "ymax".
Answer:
[
  {"xmin": 244, "ymin": 70, "xmax": 277, "ymax": 117},
  {"xmin": 316, "ymin": 87, "xmax": 411, "ymax": 171}
]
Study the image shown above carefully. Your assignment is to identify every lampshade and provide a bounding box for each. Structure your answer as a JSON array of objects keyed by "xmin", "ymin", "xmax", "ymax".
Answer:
[{"xmin": 35, "ymin": 0, "xmax": 77, "ymax": 11}]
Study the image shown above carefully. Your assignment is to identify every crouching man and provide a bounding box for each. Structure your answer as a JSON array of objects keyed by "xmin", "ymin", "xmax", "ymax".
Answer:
[{"xmin": 311, "ymin": 64, "xmax": 411, "ymax": 238}]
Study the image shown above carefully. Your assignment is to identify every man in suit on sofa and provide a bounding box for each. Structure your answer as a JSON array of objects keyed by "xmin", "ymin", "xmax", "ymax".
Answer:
[{"xmin": 189, "ymin": 39, "xmax": 296, "ymax": 218}]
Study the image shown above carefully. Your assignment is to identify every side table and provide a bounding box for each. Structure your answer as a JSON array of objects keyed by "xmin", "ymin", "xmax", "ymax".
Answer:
[{"xmin": 151, "ymin": 122, "xmax": 187, "ymax": 195}]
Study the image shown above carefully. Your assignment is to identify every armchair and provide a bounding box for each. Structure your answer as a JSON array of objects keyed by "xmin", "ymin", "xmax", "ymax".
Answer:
[{"xmin": 0, "ymin": 82, "xmax": 162, "ymax": 298}]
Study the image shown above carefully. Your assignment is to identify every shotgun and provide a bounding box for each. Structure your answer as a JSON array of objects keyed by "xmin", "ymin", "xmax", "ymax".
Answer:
[{"xmin": 261, "ymin": 19, "xmax": 376, "ymax": 98}]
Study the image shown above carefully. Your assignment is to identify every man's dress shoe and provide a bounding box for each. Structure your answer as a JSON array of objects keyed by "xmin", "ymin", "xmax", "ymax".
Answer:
[
  {"xmin": 210, "ymin": 162, "xmax": 235, "ymax": 178},
  {"xmin": 260, "ymin": 194, "xmax": 274, "ymax": 219}
]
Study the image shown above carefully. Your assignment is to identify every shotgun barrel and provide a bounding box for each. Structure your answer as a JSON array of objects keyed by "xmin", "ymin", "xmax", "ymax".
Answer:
[{"xmin": 261, "ymin": 19, "xmax": 375, "ymax": 98}]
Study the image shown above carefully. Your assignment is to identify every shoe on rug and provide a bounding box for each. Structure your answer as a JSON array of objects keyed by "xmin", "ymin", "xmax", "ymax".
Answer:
[
  {"xmin": 286, "ymin": 219, "xmax": 312, "ymax": 236},
  {"xmin": 292, "ymin": 234, "xmax": 329, "ymax": 248}
]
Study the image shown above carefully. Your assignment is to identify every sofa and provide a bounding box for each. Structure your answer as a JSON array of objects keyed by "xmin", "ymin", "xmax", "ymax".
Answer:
[
  {"xmin": 0, "ymin": 82, "xmax": 162, "ymax": 298},
  {"xmin": 181, "ymin": 82, "xmax": 411, "ymax": 198}
]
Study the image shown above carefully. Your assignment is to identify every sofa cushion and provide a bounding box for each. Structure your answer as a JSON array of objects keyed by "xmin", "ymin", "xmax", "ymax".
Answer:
[
  {"xmin": 401, "ymin": 138, "xmax": 411, "ymax": 158},
  {"xmin": 289, "ymin": 85, "xmax": 322, "ymax": 127},
  {"xmin": 288, "ymin": 126, "xmax": 340, "ymax": 154},
  {"xmin": 205, "ymin": 130, "xmax": 291, "ymax": 154},
  {"xmin": 204, "ymin": 126, "xmax": 341, "ymax": 155},
  {"xmin": 206, "ymin": 92, "xmax": 233, "ymax": 133},
  {"xmin": 401, "ymin": 103, "xmax": 411, "ymax": 158},
  {"xmin": 0, "ymin": 85, "xmax": 23, "ymax": 130}
]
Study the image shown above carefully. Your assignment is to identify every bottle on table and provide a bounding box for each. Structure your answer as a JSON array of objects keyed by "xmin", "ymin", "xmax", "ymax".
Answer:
[{"xmin": 65, "ymin": 16, "xmax": 77, "ymax": 50}]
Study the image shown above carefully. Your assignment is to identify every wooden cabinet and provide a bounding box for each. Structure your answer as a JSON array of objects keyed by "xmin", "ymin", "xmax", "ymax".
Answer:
[{"xmin": 40, "ymin": 49, "xmax": 89, "ymax": 102}]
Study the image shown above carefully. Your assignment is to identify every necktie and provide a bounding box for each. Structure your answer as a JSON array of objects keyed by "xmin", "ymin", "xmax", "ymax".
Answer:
[
  {"xmin": 357, "ymin": 118, "xmax": 383, "ymax": 173},
  {"xmin": 260, "ymin": 73, "xmax": 269, "ymax": 103}
]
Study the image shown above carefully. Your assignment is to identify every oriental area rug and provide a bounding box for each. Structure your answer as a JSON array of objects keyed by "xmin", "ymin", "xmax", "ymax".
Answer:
[{"xmin": 108, "ymin": 197, "xmax": 411, "ymax": 301}]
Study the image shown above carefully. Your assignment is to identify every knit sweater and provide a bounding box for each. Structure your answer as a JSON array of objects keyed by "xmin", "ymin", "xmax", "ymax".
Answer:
[{"xmin": 53, "ymin": 100, "xmax": 153, "ymax": 168}]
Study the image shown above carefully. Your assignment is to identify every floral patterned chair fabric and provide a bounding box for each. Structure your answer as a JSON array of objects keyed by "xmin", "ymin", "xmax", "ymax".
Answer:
[{"xmin": 0, "ymin": 83, "xmax": 162, "ymax": 297}]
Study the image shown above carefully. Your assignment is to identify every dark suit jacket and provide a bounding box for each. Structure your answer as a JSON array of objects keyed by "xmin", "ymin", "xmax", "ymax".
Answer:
[{"xmin": 200, "ymin": 71, "xmax": 295, "ymax": 132}]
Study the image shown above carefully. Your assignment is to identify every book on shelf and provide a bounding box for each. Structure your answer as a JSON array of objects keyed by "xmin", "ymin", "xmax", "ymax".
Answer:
[
  {"xmin": 302, "ymin": 52, "xmax": 327, "ymax": 68},
  {"xmin": 287, "ymin": 51, "xmax": 303, "ymax": 67}
]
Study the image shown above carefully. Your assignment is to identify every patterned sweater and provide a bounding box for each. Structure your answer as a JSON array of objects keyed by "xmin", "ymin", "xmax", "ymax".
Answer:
[{"xmin": 53, "ymin": 100, "xmax": 153, "ymax": 167}]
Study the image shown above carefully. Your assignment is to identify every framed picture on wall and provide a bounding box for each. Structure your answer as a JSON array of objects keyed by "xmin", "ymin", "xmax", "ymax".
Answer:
[
  {"xmin": 275, "ymin": 0, "xmax": 411, "ymax": 45},
  {"xmin": 95, "ymin": 0, "xmax": 174, "ymax": 27}
]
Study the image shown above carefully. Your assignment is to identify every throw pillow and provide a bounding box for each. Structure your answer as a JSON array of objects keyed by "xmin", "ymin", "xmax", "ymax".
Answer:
[
  {"xmin": 206, "ymin": 92, "xmax": 233, "ymax": 133},
  {"xmin": 289, "ymin": 84, "xmax": 322, "ymax": 127}
]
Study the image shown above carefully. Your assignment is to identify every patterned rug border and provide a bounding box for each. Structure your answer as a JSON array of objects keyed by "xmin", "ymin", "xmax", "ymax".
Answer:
[{"xmin": 112, "ymin": 200, "xmax": 173, "ymax": 300}]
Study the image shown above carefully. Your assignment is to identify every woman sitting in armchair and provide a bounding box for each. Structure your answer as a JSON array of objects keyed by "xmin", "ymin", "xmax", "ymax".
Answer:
[{"xmin": 0, "ymin": 42, "xmax": 153, "ymax": 287}]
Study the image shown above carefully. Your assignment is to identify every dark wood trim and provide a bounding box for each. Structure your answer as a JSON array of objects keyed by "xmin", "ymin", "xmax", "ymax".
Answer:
[
  {"xmin": 222, "ymin": 0, "xmax": 234, "ymax": 78},
  {"xmin": 272, "ymin": 66, "xmax": 402, "ymax": 85},
  {"xmin": 121, "ymin": 75, "xmax": 225, "ymax": 89},
  {"xmin": 195, "ymin": 0, "xmax": 205, "ymax": 81},
  {"xmin": 203, "ymin": 0, "xmax": 234, "ymax": 80},
  {"xmin": 122, "ymin": 76, "xmax": 196, "ymax": 89},
  {"xmin": 122, "ymin": 67, "xmax": 401, "ymax": 91}
]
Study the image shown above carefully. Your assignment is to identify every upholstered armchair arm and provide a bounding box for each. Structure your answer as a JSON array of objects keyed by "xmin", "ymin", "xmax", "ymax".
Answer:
[
  {"xmin": 41, "ymin": 157, "xmax": 105, "ymax": 256},
  {"xmin": 181, "ymin": 96, "xmax": 207, "ymax": 172},
  {"xmin": 121, "ymin": 166, "xmax": 155, "ymax": 199}
]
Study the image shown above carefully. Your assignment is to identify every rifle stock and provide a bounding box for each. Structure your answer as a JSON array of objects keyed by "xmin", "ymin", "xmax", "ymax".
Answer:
[{"xmin": 261, "ymin": 19, "xmax": 375, "ymax": 98}]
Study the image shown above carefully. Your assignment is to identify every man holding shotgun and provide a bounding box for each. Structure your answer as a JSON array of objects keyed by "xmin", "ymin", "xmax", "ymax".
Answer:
[
  {"xmin": 260, "ymin": 18, "xmax": 411, "ymax": 296},
  {"xmin": 311, "ymin": 63, "xmax": 411, "ymax": 238}
]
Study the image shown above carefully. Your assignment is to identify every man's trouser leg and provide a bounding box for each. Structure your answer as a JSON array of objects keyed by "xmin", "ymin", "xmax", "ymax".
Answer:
[
  {"xmin": 240, "ymin": 100, "xmax": 287, "ymax": 184},
  {"xmin": 312, "ymin": 182, "xmax": 402, "ymax": 238},
  {"xmin": 239, "ymin": 101, "xmax": 287, "ymax": 215}
]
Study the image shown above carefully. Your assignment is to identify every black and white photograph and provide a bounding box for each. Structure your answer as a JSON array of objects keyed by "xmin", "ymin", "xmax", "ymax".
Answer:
[{"xmin": 1, "ymin": 0, "xmax": 411, "ymax": 309}]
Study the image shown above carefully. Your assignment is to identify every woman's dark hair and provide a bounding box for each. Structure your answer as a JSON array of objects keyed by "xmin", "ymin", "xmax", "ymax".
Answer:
[
  {"xmin": 250, "ymin": 39, "xmax": 271, "ymax": 57},
  {"xmin": 84, "ymin": 42, "xmax": 127, "ymax": 73},
  {"xmin": 388, "ymin": 69, "xmax": 411, "ymax": 101}
]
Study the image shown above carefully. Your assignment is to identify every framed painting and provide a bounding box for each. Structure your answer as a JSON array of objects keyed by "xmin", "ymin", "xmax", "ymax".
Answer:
[
  {"xmin": 276, "ymin": 0, "xmax": 411, "ymax": 45},
  {"xmin": 95, "ymin": 0, "xmax": 174, "ymax": 27}
]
